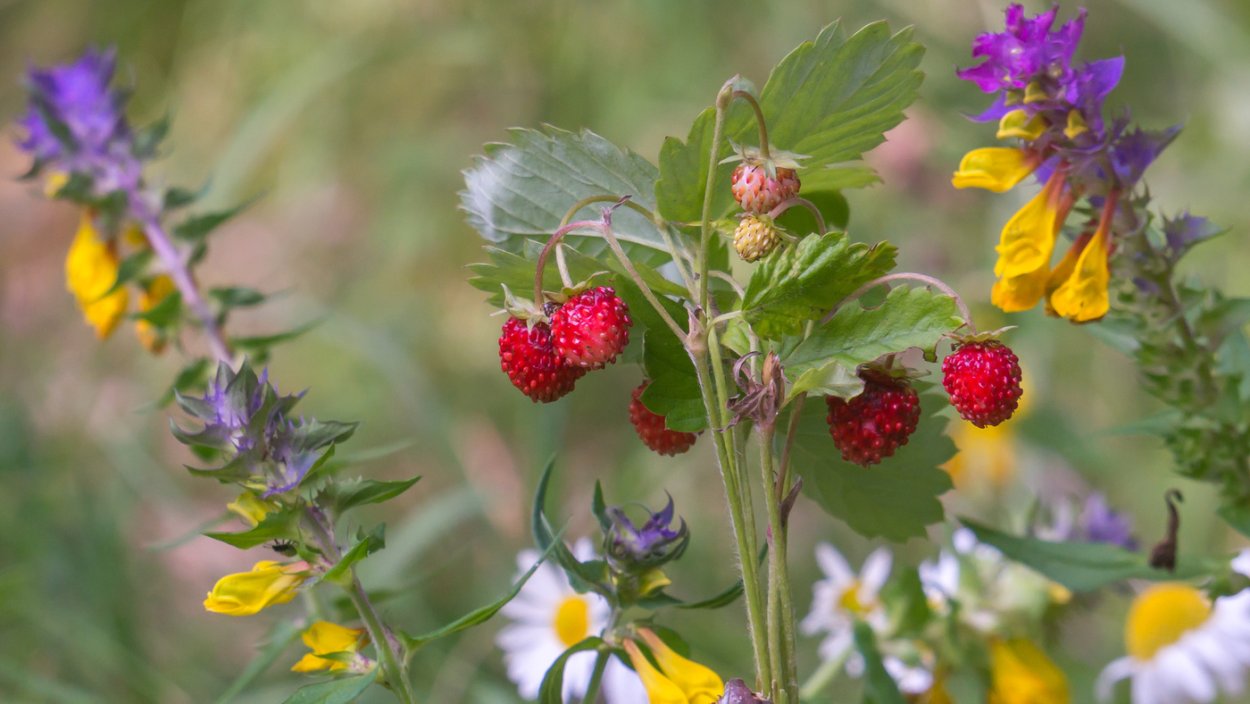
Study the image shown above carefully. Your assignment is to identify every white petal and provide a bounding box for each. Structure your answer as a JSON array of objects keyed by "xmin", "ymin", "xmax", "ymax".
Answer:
[
  {"xmin": 1232, "ymin": 550, "xmax": 1250, "ymax": 578},
  {"xmin": 571, "ymin": 537, "xmax": 597, "ymax": 563},
  {"xmin": 1133, "ymin": 664, "xmax": 1163, "ymax": 704},
  {"xmin": 1186, "ymin": 631, "xmax": 1246, "ymax": 695},
  {"xmin": 860, "ymin": 548, "xmax": 893, "ymax": 596},
  {"xmin": 561, "ymin": 650, "xmax": 597, "ymax": 703},
  {"xmin": 1158, "ymin": 645, "xmax": 1216, "ymax": 702},
  {"xmin": 952, "ymin": 528, "xmax": 978, "ymax": 553},
  {"xmin": 1095, "ymin": 656, "xmax": 1135, "ymax": 702},
  {"xmin": 819, "ymin": 627, "xmax": 854, "ymax": 664},
  {"xmin": 602, "ymin": 658, "xmax": 648, "ymax": 703},
  {"xmin": 815, "ymin": 543, "xmax": 854, "ymax": 585}
]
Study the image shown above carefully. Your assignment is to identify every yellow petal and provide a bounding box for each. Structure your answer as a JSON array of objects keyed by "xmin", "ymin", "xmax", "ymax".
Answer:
[
  {"xmin": 203, "ymin": 561, "xmax": 307, "ymax": 617},
  {"xmin": 991, "ymin": 266, "xmax": 1050, "ymax": 313},
  {"xmin": 993, "ymin": 174, "xmax": 1070, "ymax": 278},
  {"xmin": 951, "ymin": 148, "xmax": 1037, "ymax": 192},
  {"xmin": 1048, "ymin": 225, "xmax": 1110, "ymax": 323},
  {"xmin": 624, "ymin": 640, "xmax": 690, "ymax": 704},
  {"xmin": 996, "ymin": 110, "xmax": 1046, "ymax": 141},
  {"xmin": 135, "ymin": 274, "xmax": 176, "ymax": 354},
  {"xmin": 1064, "ymin": 110, "xmax": 1089, "ymax": 140},
  {"xmin": 638, "ymin": 630, "xmax": 724, "ymax": 704},
  {"xmin": 291, "ymin": 621, "xmax": 367, "ymax": 672},
  {"xmin": 225, "ymin": 491, "xmax": 276, "ymax": 528},
  {"xmin": 65, "ymin": 211, "xmax": 128, "ymax": 339},
  {"xmin": 1023, "ymin": 80, "xmax": 1048, "ymax": 104},
  {"xmin": 987, "ymin": 639, "xmax": 1070, "ymax": 704},
  {"xmin": 43, "ymin": 171, "xmax": 70, "ymax": 198},
  {"xmin": 639, "ymin": 568, "xmax": 673, "ymax": 597}
]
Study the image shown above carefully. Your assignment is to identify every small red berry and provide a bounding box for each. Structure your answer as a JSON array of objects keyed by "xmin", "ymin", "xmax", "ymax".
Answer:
[
  {"xmin": 499, "ymin": 317, "xmax": 585, "ymax": 403},
  {"xmin": 825, "ymin": 376, "xmax": 921, "ymax": 466},
  {"xmin": 551, "ymin": 286, "xmax": 633, "ymax": 369},
  {"xmin": 629, "ymin": 381, "xmax": 698, "ymax": 456},
  {"xmin": 731, "ymin": 163, "xmax": 800, "ymax": 214},
  {"xmin": 942, "ymin": 340, "xmax": 1023, "ymax": 427}
]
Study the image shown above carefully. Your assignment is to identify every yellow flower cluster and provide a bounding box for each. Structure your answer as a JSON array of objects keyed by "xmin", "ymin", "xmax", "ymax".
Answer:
[
  {"xmin": 953, "ymin": 109, "xmax": 1115, "ymax": 323},
  {"xmin": 624, "ymin": 629, "xmax": 724, "ymax": 704},
  {"xmin": 203, "ymin": 561, "xmax": 308, "ymax": 616},
  {"xmin": 291, "ymin": 621, "xmax": 370, "ymax": 673}
]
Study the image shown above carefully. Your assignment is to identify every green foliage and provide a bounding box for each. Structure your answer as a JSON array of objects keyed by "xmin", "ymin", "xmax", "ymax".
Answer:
[
  {"xmin": 641, "ymin": 329, "xmax": 705, "ymax": 433},
  {"xmin": 537, "ymin": 639, "xmax": 604, "ymax": 704},
  {"xmin": 323, "ymin": 525, "xmax": 387, "ymax": 584},
  {"xmin": 460, "ymin": 127, "xmax": 669, "ymax": 264},
  {"xmin": 280, "ymin": 671, "xmax": 376, "ymax": 704},
  {"xmin": 784, "ymin": 287, "xmax": 964, "ymax": 400},
  {"xmin": 655, "ymin": 20, "xmax": 924, "ymax": 223},
  {"xmin": 791, "ymin": 403, "xmax": 954, "ymax": 541},
  {"xmin": 204, "ymin": 510, "xmax": 300, "ymax": 549},
  {"xmin": 174, "ymin": 201, "xmax": 252, "ymax": 242},
  {"xmin": 963, "ymin": 520, "xmax": 1214, "ymax": 592},
  {"xmin": 881, "ymin": 567, "xmax": 933, "ymax": 637},
  {"xmin": 330, "ymin": 476, "xmax": 421, "ymax": 513},
  {"xmin": 101, "ymin": 249, "xmax": 154, "ymax": 297},
  {"xmin": 853, "ymin": 621, "xmax": 907, "ymax": 704},
  {"xmin": 532, "ymin": 459, "xmax": 611, "ymax": 594},
  {"xmin": 739, "ymin": 233, "xmax": 896, "ymax": 339}
]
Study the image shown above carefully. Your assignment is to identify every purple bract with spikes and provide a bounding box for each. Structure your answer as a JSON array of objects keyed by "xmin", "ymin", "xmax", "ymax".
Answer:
[
  {"xmin": 957, "ymin": 4, "xmax": 1086, "ymax": 94},
  {"xmin": 605, "ymin": 495, "xmax": 688, "ymax": 571},
  {"xmin": 17, "ymin": 48, "xmax": 141, "ymax": 194}
]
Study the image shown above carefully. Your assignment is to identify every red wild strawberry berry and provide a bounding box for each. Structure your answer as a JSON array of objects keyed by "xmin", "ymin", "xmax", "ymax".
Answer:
[
  {"xmin": 629, "ymin": 381, "xmax": 698, "ymax": 456},
  {"xmin": 825, "ymin": 376, "xmax": 921, "ymax": 467},
  {"xmin": 942, "ymin": 340, "xmax": 1023, "ymax": 427},
  {"xmin": 731, "ymin": 163, "xmax": 800, "ymax": 214},
  {"xmin": 498, "ymin": 317, "xmax": 585, "ymax": 403},
  {"xmin": 551, "ymin": 286, "xmax": 633, "ymax": 369}
]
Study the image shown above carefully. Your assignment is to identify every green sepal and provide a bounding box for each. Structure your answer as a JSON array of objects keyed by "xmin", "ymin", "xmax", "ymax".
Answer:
[
  {"xmin": 204, "ymin": 509, "xmax": 300, "ymax": 550},
  {"xmin": 174, "ymin": 200, "xmax": 254, "ymax": 242},
  {"xmin": 330, "ymin": 476, "xmax": 421, "ymax": 514},
  {"xmin": 323, "ymin": 524, "xmax": 386, "ymax": 587},
  {"xmin": 99, "ymin": 249, "xmax": 154, "ymax": 298}
]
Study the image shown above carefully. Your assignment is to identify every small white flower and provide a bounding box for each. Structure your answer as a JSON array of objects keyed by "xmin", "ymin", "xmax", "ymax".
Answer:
[
  {"xmin": 1231, "ymin": 549, "xmax": 1250, "ymax": 579},
  {"xmin": 801, "ymin": 543, "xmax": 892, "ymax": 664},
  {"xmin": 1096, "ymin": 579, "xmax": 1250, "ymax": 704},
  {"xmin": 496, "ymin": 538, "xmax": 646, "ymax": 703}
]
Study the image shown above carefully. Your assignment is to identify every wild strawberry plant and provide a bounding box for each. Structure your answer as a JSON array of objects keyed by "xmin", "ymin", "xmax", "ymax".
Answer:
[{"xmin": 15, "ymin": 3, "xmax": 1250, "ymax": 704}]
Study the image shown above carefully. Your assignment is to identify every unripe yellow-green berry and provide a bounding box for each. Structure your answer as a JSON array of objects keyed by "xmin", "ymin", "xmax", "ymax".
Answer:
[{"xmin": 733, "ymin": 215, "xmax": 781, "ymax": 262}]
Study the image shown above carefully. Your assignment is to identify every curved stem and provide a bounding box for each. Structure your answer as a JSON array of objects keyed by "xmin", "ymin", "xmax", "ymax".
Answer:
[
  {"xmin": 305, "ymin": 507, "xmax": 416, "ymax": 704},
  {"xmin": 698, "ymin": 85, "xmax": 734, "ymax": 314},
  {"xmin": 710, "ymin": 270, "xmax": 746, "ymax": 300},
  {"xmin": 559, "ymin": 194, "xmax": 658, "ymax": 229},
  {"xmin": 533, "ymin": 219, "xmax": 600, "ymax": 304},
  {"xmin": 595, "ymin": 218, "xmax": 687, "ymax": 340},
  {"xmin": 820, "ymin": 272, "xmax": 974, "ymax": 330},
  {"xmin": 733, "ymin": 90, "xmax": 771, "ymax": 161},
  {"xmin": 137, "ymin": 212, "xmax": 232, "ymax": 364},
  {"xmin": 555, "ymin": 244, "xmax": 573, "ymax": 289},
  {"xmin": 768, "ymin": 197, "xmax": 826, "ymax": 236}
]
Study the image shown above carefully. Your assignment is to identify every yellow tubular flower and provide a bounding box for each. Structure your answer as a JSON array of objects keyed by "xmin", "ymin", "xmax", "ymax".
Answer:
[
  {"xmin": 987, "ymin": 638, "xmax": 1070, "ymax": 704},
  {"xmin": 638, "ymin": 629, "xmax": 724, "ymax": 704},
  {"xmin": 291, "ymin": 621, "xmax": 368, "ymax": 673},
  {"xmin": 991, "ymin": 267, "xmax": 1051, "ymax": 313},
  {"xmin": 1048, "ymin": 221, "xmax": 1111, "ymax": 323},
  {"xmin": 1064, "ymin": 110, "xmax": 1089, "ymax": 139},
  {"xmin": 951, "ymin": 148, "xmax": 1038, "ymax": 192},
  {"xmin": 624, "ymin": 640, "xmax": 690, "ymax": 704},
  {"xmin": 996, "ymin": 109, "xmax": 1046, "ymax": 141},
  {"xmin": 993, "ymin": 172, "xmax": 1070, "ymax": 279},
  {"xmin": 135, "ymin": 274, "xmax": 175, "ymax": 353},
  {"xmin": 65, "ymin": 212, "xmax": 128, "ymax": 338},
  {"xmin": 225, "ymin": 491, "xmax": 275, "ymax": 527},
  {"xmin": 203, "ymin": 561, "xmax": 307, "ymax": 616}
]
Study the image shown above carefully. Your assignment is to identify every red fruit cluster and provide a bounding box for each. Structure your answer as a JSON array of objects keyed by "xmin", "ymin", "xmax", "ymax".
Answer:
[
  {"xmin": 629, "ymin": 381, "xmax": 698, "ymax": 456},
  {"xmin": 942, "ymin": 340, "xmax": 1023, "ymax": 427},
  {"xmin": 551, "ymin": 286, "xmax": 632, "ymax": 369},
  {"xmin": 498, "ymin": 317, "xmax": 585, "ymax": 403},
  {"xmin": 731, "ymin": 163, "xmax": 800, "ymax": 214},
  {"xmin": 825, "ymin": 376, "xmax": 921, "ymax": 466}
]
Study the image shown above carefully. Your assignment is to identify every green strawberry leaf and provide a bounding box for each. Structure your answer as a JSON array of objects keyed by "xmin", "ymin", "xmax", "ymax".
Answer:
[
  {"xmin": 656, "ymin": 21, "xmax": 924, "ymax": 223},
  {"xmin": 790, "ymin": 402, "xmax": 954, "ymax": 541},
  {"xmin": 739, "ymin": 233, "xmax": 896, "ymax": 339},
  {"xmin": 461, "ymin": 126, "xmax": 669, "ymax": 265},
  {"xmin": 784, "ymin": 286, "xmax": 965, "ymax": 390},
  {"xmin": 641, "ymin": 329, "xmax": 705, "ymax": 433}
]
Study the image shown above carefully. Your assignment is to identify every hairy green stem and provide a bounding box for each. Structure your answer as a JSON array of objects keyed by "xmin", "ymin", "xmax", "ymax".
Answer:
[
  {"xmin": 733, "ymin": 90, "xmax": 771, "ymax": 160},
  {"xmin": 698, "ymin": 85, "xmax": 733, "ymax": 314},
  {"xmin": 595, "ymin": 218, "xmax": 687, "ymax": 340},
  {"xmin": 305, "ymin": 507, "xmax": 416, "ymax": 704},
  {"xmin": 690, "ymin": 343, "xmax": 771, "ymax": 689}
]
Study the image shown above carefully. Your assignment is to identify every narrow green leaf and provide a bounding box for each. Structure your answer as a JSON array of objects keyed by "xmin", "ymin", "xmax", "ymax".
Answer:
[
  {"xmin": 174, "ymin": 201, "xmax": 252, "ymax": 242},
  {"xmin": 204, "ymin": 510, "xmax": 300, "ymax": 550},
  {"xmin": 232, "ymin": 319, "xmax": 324, "ymax": 352},
  {"xmin": 281, "ymin": 671, "xmax": 377, "ymax": 704},
  {"xmin": 334, "ymin": 476, "xmax": 421, "ymax": 513},
  {"xmin": 854, "ymin": 621, "xmax": 907, "ymax": 704},
  {"xmin": 538, "ymin": 638, "xmax": 604, "ymax": 704},
  {"xmin": 210, "ymin": 286, "xmax": 267, "ymax": 309},
  {"xmin": 963, "ymin": 519, "xmax": 1213, "ymax": 592},
  {"xmin": 531, "ymin": 459, "xmax": 610, "ymax": 593},
  {"xmin": 791, "ymin": 404, "xmax": 953, "ymax": 541},
  {"xmin": 739, "ymin": 233, "xmax": 896, "ymax": 339},
  {"xmin": 130, "ymin": 291, "xmax": 183, "ymax": 327},
  {"xmin": 784, "ymin": 287, "xmax": 964, "ymax": 380},
  {"xmin": 100, "ymin": 249, "xmax": 154, "ymax": 298},
  {"xmin": 323, "ymin": 525, "xmax": 386, "ymax": 584}
]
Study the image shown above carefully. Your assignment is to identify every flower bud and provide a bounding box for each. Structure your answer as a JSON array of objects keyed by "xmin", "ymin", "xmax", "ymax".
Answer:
[{"xmin": 604, "ymin": 495, "xmax": 689, "ymax": 574}]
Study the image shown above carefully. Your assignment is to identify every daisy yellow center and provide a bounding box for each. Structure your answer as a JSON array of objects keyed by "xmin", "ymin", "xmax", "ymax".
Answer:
[
  {"xmin": 1125, "ymin": 584, "xmax": 1211, "ymax": 661},
  {"xmin": 553, "ymin": 595, "xmax": 590, "ymax": 647},
  {"xmin": 838, "ymin": 580, "xmax": 870, "ymax": 615}
]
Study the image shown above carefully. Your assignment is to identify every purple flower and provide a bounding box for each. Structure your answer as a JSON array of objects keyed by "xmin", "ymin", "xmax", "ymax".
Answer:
[
  {"xmin": 605, "ymin": 495, "xmax": 689, "ymax": 571},
  {"xmin": 1064, "ymin": 57, "xmax": 1124, "ymax": 136},
  {"xmin": 1163, "ymin": 213, "xmax": 1221, "ymax": 257},
  {"xmin": 17, "ymin": 48, "xmax": 141, "ymax": 194},
  {"xmin": 1080, "ymin": 493, "xmax": 1137, "ymax": 550},
  {"xmin": 1109, "ymin": 125, "xmax": 1179, "ymax": 187},
  {"xmin": 957, "ymin": 4, "xmax": 1086, "ymax": 94}
]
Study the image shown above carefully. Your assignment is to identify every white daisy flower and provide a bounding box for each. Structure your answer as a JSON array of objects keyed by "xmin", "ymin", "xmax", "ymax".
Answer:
[
  {"xmin": 497, "ymin": 538, "xmax": 646, "ymax": 703},
  {"xmin": 800, "ymin": 543, "xmax": 892, "ymax": 663},
  {"xmin": 1096, "ymin": 577, "xmax": 1250, "ymax": 704}
]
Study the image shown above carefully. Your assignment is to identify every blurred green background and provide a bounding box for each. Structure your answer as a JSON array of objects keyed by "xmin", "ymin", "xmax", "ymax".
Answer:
[{"xmin": 1, "ymin": 0, "xmax": 1249, "ymax": 701}]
